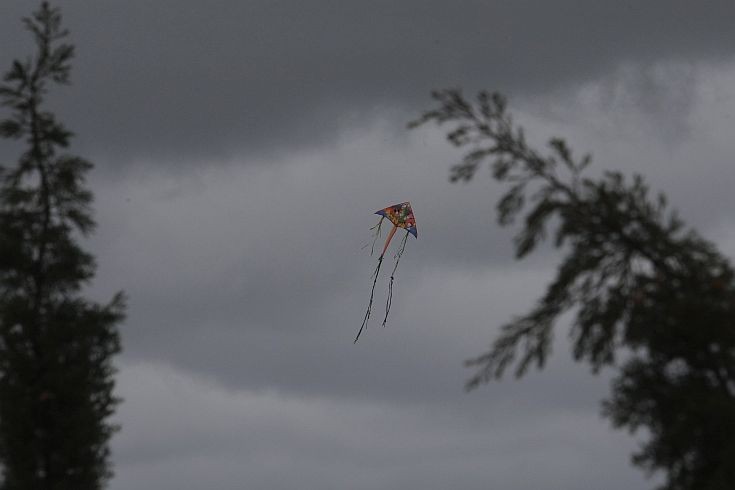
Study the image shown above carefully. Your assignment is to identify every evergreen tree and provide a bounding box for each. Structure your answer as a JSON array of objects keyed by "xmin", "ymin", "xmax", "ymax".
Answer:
[
  {"xmin": 412, "ymin": 90, "xmax": 735, "ymax": 490},
  {"xmin": 0, "ymin": 3, "xmax": 124, "ymax": 489}
]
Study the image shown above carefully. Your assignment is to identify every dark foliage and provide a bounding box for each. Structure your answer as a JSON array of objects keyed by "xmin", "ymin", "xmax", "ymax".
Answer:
[
  {"xmin": 0, "ymin": 3, "xmax": 124, "ymax": 489},
  {"xmin": 411, "ymin": 89, "xmax": 735, "ymax": 490}
]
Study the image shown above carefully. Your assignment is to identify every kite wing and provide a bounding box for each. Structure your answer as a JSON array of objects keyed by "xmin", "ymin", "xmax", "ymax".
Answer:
[{"xmin": 375, "ymin": 201, "xmax": 417, "ymax": 238}]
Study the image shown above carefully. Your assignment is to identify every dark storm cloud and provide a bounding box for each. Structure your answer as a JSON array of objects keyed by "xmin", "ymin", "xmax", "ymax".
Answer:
[
  {"xmin": 2, "ymin": 0, "xmax": 734, "ymax": 163},
  {"xmin": 3, "ymin": 4, "xmax": 734, "ymax": 489}
]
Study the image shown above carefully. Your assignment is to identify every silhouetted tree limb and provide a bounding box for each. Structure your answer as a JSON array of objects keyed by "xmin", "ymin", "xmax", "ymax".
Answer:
[{"xmin": 412, "ymin": 89, "xmax": 735, "ymax": 490}]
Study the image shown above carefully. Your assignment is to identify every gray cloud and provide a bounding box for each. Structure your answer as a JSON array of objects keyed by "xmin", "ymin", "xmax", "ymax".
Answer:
[
  {"xmin": 84, "ymin": 87, "xmax": 735, "ymax": 408},
  {"xmin": 110, "ymin": 360, "xmax": 650, "ymax": 490},
  {"xmin": 56, "ymin": 64, "xmax": 731, "ymax": 488},
  {"xmin": 4, "ymin": 3, "xmax": 735, "ymax": 489},
  {"xmin": 2, "ymin": 0, "xmax": 735, "ymax": 164}
]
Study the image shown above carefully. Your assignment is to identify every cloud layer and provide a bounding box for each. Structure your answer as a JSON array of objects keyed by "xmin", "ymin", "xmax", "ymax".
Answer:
[
  {"xmin": 111, "ymin": 360, "xmax": 647, "ymax": 490},
  {"xmin": 3, "ymin": 2, "xmax": 735, "ymax": 489},
  {"xmin": 2, "ymin": 0, "xmax": 735, "ymax": 163}
]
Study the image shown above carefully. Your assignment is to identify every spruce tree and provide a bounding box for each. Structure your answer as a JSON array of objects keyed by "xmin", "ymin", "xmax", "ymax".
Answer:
[
  {"xmin": 412, "ymin": 90, "xmax": 735, "ymax": 489},
  {"xmin": 0, "ymin": 3, "xmax": 124, "ymax": 489}
]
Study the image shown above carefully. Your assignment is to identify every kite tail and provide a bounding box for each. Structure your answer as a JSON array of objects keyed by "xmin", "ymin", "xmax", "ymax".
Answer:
[
  {"xmin": 355, "ymin": 254, "xmax": 384, "ymax": 343},
  {"xmin": 382, "ymin": 231, "xmax": 409, "ymax": 327},
  {"xmin": 361, "ymin": 217, "xmax": 384, "ymax": 256}
]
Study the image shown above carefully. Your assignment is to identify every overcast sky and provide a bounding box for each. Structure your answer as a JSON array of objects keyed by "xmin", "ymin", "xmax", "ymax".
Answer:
[{"xmin": 3, "ymin": 1, "xmax": 735, "ymax": 489}]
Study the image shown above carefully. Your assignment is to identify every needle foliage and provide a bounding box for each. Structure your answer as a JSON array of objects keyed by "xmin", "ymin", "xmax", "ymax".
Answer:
[
  {"xmin": 0, "ymin": 4, "xmax": 124, "ymax": 489},
  {"xmin": 412, "ymin": 89, "xmax": 735, "ymax": 490}
]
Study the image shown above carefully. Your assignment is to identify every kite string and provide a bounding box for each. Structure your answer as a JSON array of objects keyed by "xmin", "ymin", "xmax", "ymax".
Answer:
[
  {"xmin": 355, "ymin": 254, "xmax": 384, "ymax": 343},
  {"xmin": 382, "ymin": 231, "xmax": 409, "ymax": 327}
]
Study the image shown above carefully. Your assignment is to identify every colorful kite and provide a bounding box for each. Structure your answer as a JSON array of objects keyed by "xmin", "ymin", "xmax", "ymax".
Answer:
[{"xmin": 355, "ymin": 202, "xmax": 417, "ymax": 343}]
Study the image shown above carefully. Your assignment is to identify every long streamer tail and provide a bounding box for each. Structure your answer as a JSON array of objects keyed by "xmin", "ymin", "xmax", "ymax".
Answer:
[
  {"xmin": 355, "ymin": 254, "xmax": 384, "ymax": 343},
  {"xmin": 382, "ymin": 231, "xmax": 409, "ymax": 327},
  {"xmin": 361, "ymin": 217, "xmax": 384, "ymax": 256}
]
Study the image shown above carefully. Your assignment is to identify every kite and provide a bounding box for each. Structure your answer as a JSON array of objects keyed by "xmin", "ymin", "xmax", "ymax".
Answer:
[{"xmin": 355, "ymin": 202, "xmax": 417, "ymax": 343}]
